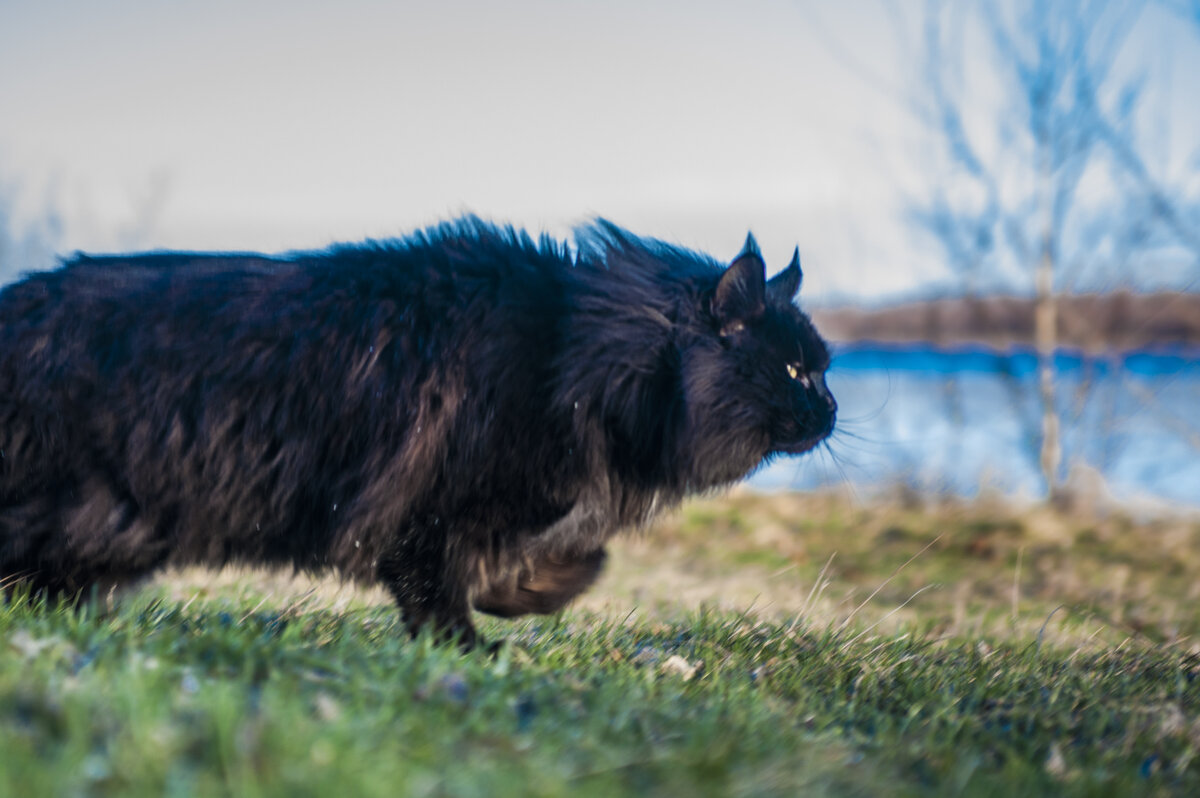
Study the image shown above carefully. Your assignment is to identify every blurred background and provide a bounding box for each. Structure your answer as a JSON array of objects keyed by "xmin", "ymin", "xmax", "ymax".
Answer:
[{"xmin": 1, "ymin": 0, "xmax": 1197, "ymax": 510}]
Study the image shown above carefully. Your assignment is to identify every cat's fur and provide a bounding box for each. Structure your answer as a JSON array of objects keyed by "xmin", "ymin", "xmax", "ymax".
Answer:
[{"xmin": 0, "ymin": 218, "xmax": 835, "ymax": 646}]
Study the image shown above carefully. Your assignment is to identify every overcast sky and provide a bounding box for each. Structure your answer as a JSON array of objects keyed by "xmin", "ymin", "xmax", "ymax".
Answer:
[{"xmin": 1, "ymin": 1, "xmax": 1196, "ymax": 301}]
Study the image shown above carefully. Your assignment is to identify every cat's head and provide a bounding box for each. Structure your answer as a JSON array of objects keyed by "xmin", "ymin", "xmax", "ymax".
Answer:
[{"xmin": 679, "ymin": 233, "xmax": 836, "ymax": 487}]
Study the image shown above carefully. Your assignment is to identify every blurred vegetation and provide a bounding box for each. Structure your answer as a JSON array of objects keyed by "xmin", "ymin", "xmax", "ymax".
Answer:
[{"xmin": 593, "ymin": 489, "xmax": 1200, "ymax": 648}]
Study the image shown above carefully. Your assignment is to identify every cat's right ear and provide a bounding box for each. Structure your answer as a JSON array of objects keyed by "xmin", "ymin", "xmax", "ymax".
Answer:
[
  {"xmin": 767, "ymin": 247, "xmax": 802, "ymax": 301},
  {"xmin": 712, "ymin": 233, "xmax": 766, "ymax": 334}
]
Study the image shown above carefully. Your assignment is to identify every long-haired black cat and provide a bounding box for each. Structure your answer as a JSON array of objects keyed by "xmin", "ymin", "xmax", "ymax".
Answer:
[{"xmin": 0, "ymin": 218, "xmax": 835, "ymax": 647}]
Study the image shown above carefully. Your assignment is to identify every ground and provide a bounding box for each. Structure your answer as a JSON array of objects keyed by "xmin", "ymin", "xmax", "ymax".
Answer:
[{"xmin": 2, "ymin": 490, "xmax": 1198, "ymax": 796}]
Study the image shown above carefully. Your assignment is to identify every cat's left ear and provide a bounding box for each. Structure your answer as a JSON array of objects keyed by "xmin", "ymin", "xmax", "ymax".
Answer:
[
  {"xmin": 767, "ymin": 247, "xmax": 803, "ymax": 301},
  {"xmin": 713, "ymin": 232, "xmax": 766, "ymax": 332}
]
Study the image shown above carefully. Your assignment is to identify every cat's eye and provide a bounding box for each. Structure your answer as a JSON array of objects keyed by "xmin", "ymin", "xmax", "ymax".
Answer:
[{"xmin": 787, "ymin": 363, "xmax": 812, "ymax": 388}]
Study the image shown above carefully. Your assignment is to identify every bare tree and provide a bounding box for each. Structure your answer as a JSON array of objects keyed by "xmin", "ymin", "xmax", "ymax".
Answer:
[
  {"xmin": 0, "ymin": 167, "xmax": 170, "ymax": 285},
  {"xmin": 909, "ymin": 0, "xmax": 1200, "ymax": 498},
  {"xmin": 0, "ymin": 178, "xmax": 61, "ymax": 286}
]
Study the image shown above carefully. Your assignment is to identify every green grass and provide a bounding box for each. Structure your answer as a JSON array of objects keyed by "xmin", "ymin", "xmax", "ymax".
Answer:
[{"xmin": 3, "ymin": 492, "xmax": 1200, "ymax": 796}]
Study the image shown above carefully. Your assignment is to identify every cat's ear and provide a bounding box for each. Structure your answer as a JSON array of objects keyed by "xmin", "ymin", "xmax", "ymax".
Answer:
[
  {"xmin": 768, "ymin": 247, "xmax": 802, "ymax": 301},
  {"xmin": 713, "ymin": 232, "xmax": 766, "ymax": 332}
]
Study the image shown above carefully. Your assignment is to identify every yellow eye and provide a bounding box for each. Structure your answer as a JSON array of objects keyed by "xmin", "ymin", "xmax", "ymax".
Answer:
[{"xmin": 786, "ymin": 363, "xmax": 799, "ymax": 380}]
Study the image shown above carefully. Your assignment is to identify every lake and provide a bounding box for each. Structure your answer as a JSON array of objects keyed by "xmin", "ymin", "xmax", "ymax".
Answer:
[{"xmin": 753, "ymin": 343, "xmax": 1200, "ymax": 509}]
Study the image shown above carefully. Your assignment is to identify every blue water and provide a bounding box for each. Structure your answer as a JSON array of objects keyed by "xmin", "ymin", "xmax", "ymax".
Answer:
[{"xmin": 753, "ymin": 343, "xmax": 1200, "ymax": 508}]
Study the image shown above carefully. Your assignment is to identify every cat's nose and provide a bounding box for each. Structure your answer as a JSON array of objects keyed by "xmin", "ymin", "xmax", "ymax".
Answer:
[{"xmin": 810, "ymin": 372, "xmax": 836, "ymax": 414}]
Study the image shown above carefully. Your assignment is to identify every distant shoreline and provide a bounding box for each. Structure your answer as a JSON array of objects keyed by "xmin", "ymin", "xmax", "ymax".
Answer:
[{"xmin": 810, "ymin": 291, "xmax": 1200, "ymax": 352}]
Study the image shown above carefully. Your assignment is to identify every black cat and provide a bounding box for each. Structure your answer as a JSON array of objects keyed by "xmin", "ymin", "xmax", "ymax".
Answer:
[{"xmin": 0, "ymin": 218, "xmax": 835, "ymax": 647}]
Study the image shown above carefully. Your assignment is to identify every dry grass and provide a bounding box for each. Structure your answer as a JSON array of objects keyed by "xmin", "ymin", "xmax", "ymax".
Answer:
[{"xmin": 150, "ymin": 488, "xmax": 1200, "ymax": 650}]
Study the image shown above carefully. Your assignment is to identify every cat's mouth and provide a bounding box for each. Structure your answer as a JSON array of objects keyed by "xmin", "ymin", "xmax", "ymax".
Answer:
[
  {"xmin": 772, "ymin": 413, "xmax": 836, "ymax": 455},
  {"xmin": 772, "ymin": 432, "xmax": 830, "ymax": 456}
]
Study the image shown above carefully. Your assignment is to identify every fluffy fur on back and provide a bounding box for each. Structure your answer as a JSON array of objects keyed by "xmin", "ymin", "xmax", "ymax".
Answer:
[{"xmin": 0, "ymin": 217, "xmax": 835, "ymax": 646}]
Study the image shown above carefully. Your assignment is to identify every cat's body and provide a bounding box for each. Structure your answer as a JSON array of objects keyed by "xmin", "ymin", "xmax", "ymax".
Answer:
[{"xmin": 0, "ymin": 218, "xmax": 835, "ymax": 646}]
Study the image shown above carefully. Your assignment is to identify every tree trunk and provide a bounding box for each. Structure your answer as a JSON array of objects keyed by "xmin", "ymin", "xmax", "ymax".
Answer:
[
  {"xmin": 1035, "ymin": 258, "xmax": 1061, "ymax": 498},
  {"xmin": 1036, "ymin": 155, "xmax": 1062, "ymax": 500}
]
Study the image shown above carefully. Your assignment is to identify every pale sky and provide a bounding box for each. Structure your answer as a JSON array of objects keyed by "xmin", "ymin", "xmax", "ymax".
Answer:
[{"xmin": 1, "ymin": 1, "xmax": 1196, "ymax": 300}]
